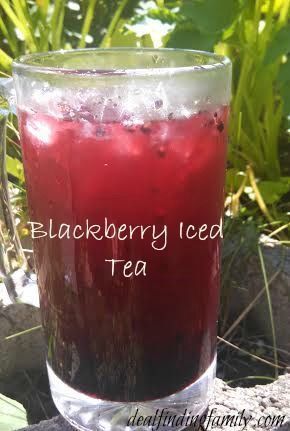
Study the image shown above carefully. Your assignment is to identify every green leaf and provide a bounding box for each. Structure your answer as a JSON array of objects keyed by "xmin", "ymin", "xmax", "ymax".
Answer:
[
  {"xmin": 0, "ymin": 393, "xmax": 28, "ymax": 431},
  {"xmin": 278, "ymin": 60, "xmax": 290, "ymax": 84},
  {"xmin": 78, "ymin": 0, "xmax": 98, "ymax": 49},
  {"xmin": 226, "ymin": 168, "xmax": 245, "ymax": 191},
  {"xmin": 6, "ymin": 155, "xmax": 24, "ymax": 182},
  {"xmin": 264, "ymin": 25, "xmax": 290, "ymax": 65},
  {"xmin": 0, "ymin": 95, "xmax": 10, "ymax": 116},
  {"xmin": 50, "ymin": 0, "xmax": 66, "ymax": 50},
  {"xmin": 281, "ymin": 84, "xmax": 290, "ymax": 115},
  {"xmin": 0, "ymin": 0, "xmax": 37, "ymax": 51},
  {"xmin": 0, "ymin": 49, "xmax": 12, "ymax": 72},
  {"xmin": 140, "ymin": 33, "xmax": 154, "ymax": 48},
  {"xmin": 167, "ymin": 24, "xmax": 218, "ymax": 50},
  {"xmin": 277, "ymin": 60, "xmax": 290, "ymax": 115},
  {"xmin": 0, "ymin": 15, "xmax": 18, "ymax": 55},
  {"xmin": 180, "ymin": 0, "xmax": 241, "ymax": 34},
  {"xmin": 147, "ymin": 6, "xmax": 181, "ymax": 24},
  {"xmin": 100, "ymin": 0, "xmax": 131, "ymax": 48},
  {"xmin": 258, "ymin": 180, "xmax": 290, "ymax": 204},
  {"xmin": 110, "ymin": 20, "xmax": 138, "ymax": 47}
]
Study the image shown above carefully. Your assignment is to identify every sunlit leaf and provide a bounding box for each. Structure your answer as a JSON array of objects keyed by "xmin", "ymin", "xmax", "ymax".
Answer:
[
  {"xmin": 0, "ymin": 95, "xmax": 10, "ymax": 116},
  {"xmin": 226, "ymin": 168, "xmax": 246, "ymax": 191},
  {"xmin": 258, "ymin": 180, "xmax": 290, "ymax": 204},
  {"xmin": 278, "ymin": 59, "xmax": 290, "ymax": 84},
  {"xmin": 147, "ymin": 6, "xmax": 181, "ymax": 24},
  {"xmin": 180, "ymin": 0, "xmax": 241, "ymax": 34},
  {"xmin": 6, "ymin": 155, "xmax": 24, "ymax": 182},
  {"xmin": 110, "ymin": 20, "xmax": 139, "ymax": 47},
  {"xmin": 281, "ymin": 85, "xmax": 290, "ymax": 115},
  {"xmin": 277, "ymin": 60, "xmax": 290, "ymax": 114},
  {"xmin": 0, "ymin": 393, "xmax": 28, "ymax": 431},
  {"xmin": 140, "ymin": 33, "xmax": 154, "ymax": 47},
  {"xmin": 264, "ymin": 25, "xmax": 290, "ymax": 65},
  {"xmin": 0, "ymin": 49, "xmax": 12, "ymax": 72},
  {"xmin": 167, "ymin": 24, "xmax": 218, "ymax": 50},
  {"xmin": 262, "ymin": 0, "xmax": 287, "ymax": 14}
]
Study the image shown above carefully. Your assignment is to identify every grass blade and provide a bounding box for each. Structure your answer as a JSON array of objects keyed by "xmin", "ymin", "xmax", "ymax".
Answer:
[
  {"xmin": 0, "ymin": 0, "xmax": 37, "ymax": 51},
  {"xmin": 12, "ymin": 0, "xmax": 37, "ymax": 48},
  {"xmin": 78, "ymin": 0, "xmax": 98, "ymax": 49},
  {"xmin": 36, "ymin": 0, "xmax": 50, "ymax": 17},
  {"xmin": 100, "ymin": 0, "xmax": 130, "ymax": 48},
  {"xmin": 219, "ymin": 265, "xmax": 281, "ymax": 343},
  {"xmin": 247, "ymin": 165, "xmax": 274, "ymax": 223},
  {"xmin": 0, "ymin": 14, "xmax": 18, "ymax": 55},
  {"xmin": 50, "ymin": 0, "xmax": 65, "ymax": 50},
  {"xmin": 0, "ymin": 48, "xmax": 12, "ymax": 71},
  {"xmin": 5, "ymin": 325, "xmax": 42, "ymax": 340},
  {"xmin": 226, "ymin": 375, "xmax": 275, "ymax": 385},
  {"xmin": 218, "ymin": 336, "xmax": 283, "ymax": 370},
  {"xmin": 257, "ymin": 245, "xmax": 279, "ymax": 379}
]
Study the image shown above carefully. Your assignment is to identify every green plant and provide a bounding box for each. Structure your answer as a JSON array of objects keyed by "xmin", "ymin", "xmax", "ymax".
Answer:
[
  {"xmin": 1, "ymin": 1, "xmax": 289, "ymax": 237},
  {"xmin": 0, "ymin": 0, "xmax": 121, "ymax": 62},
  {"xmin": 0, "ymin": 0, "xmax": 149, "ymax": 220},
  {"xmin": 120, "ymin": 0, "xmax": 290, "ymax": 237},
  {"xmin": 223, "ymin": 0, "xmax": 290, "ymax": 233},
  {"xmin": 0, "ymin": 393, "xmax": 28, "ymax": 430}
]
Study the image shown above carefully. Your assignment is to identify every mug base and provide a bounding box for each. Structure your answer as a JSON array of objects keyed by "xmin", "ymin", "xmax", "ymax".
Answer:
[{"xmin": 47, "ymin": 357, "xmax": 216, "ymax": 431}]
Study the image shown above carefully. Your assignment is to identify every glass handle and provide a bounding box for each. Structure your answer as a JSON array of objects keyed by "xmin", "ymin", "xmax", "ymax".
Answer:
[{"xmin": 0, "ymin": 78, "xmax": 39, "ymax": 306}]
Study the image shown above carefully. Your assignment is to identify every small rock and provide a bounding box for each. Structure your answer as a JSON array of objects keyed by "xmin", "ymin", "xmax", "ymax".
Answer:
[{"xmin": 0, "ymin": 303, "xmax": 45, "ymax": 379}]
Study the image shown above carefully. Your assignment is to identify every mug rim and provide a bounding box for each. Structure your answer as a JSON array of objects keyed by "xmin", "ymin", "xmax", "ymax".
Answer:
[{"xmin": 12, "ymin": 47, "xmax": 231, "ymax": 77}]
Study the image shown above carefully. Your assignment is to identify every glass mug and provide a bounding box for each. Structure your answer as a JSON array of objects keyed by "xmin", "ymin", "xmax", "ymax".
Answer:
[{"xmin": 0, "ymin": 49, "xmax": 231, "ymax": 431}]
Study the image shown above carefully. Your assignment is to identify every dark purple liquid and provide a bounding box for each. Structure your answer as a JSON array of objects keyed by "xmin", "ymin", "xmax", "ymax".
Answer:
[{"xmin": 19, "ymin": 108, "xmax": 228, "ymax": 401}]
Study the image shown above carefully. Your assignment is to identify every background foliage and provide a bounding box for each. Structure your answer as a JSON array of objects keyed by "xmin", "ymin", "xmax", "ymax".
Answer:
[{"xmin": 0, "ymin": 0, "xmax": 289, "ymax": 241}]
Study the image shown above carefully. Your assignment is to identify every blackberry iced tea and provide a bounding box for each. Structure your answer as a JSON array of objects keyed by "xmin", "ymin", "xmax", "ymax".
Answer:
[
  {"xmin": 13, "ymin": 48, "xmax": 231, "ymax": 430},
  {"xmin": 19, "ymin": 106, "xmax": 228, "ymax": 401}
]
